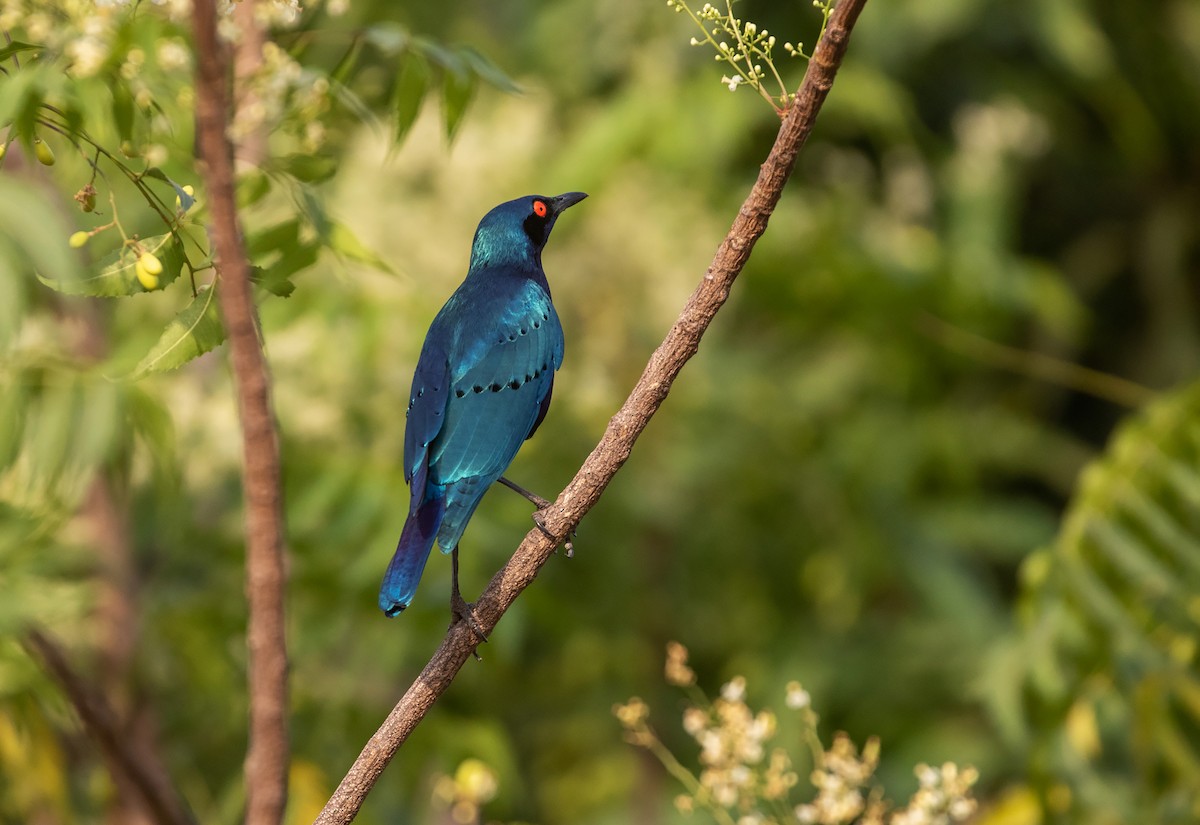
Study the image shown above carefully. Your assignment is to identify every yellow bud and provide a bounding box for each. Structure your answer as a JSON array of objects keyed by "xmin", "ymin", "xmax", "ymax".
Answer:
[
  {"xmin": 0, "ymin": 143, "xmax": 7, "ymax": 161},
  {"xmin": 135, "ymin": 259, "xmax": 160, "ymax": 290},
  {"xmin": 138, "ymin": 251, "xmax": 163, "ymax": 276},
  {"xmin": 68, "ymin": 231, "xmax": 90, "ymax": 248},
  {"xmin": 175, "ymin": 184, "xmax": 195, "ymax": 210},
  {"xmin": 34, "ymin": 138, "xmax": 55, "ymax": 166}
]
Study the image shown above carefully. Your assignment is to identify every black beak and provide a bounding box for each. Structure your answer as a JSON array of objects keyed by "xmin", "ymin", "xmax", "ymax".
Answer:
[{"xmin": 551, "ymin": 191, "xmax": 588, "ymax": 213}]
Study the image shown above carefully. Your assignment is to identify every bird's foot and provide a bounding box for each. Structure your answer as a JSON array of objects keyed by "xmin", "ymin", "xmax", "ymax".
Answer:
[
  {"xmin": 450, "ymin": 545, "xmax": 487, "ymax": 657},
  {"xmin": 532, "ymin": 510, "xmax": 575, "ymax": 559},
  {"xmin": 498, "ymin": 476, "xmax": 575, "ymax": 557},
  {"xmin": 450, "ymin": 592, "xmax": 489, "ymax": 654}
]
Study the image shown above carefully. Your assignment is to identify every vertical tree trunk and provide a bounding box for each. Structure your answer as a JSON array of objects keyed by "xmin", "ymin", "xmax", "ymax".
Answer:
[{"xmin": 192, "ymin": 1, "xmax": 291, "ymax": 823}]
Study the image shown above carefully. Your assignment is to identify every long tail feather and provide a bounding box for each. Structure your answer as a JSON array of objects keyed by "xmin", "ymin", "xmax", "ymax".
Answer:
[{"xmin": 379, "ymin": 490, "xmax": 446, "ymax": 616}]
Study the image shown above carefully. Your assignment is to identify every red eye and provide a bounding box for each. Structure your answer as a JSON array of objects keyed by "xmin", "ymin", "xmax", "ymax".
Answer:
[{"xmin": 533, "ymin": 199, "xmax": 548, "ymax": 218}]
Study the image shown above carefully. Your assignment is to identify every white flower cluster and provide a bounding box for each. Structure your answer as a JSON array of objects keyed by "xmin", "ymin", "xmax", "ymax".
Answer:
[
  {"xmin": 889, "ymin": 763, "xmax": 979, "ymax": 825},
  {"xmin": 0, "ymin": 0, "xmax": 344, "ymax": 76},
  {"xmin": 666, "ymin": 0, "xmax": 839, "ymax": 112},
  {"xmin": 618, "ymin": 642, "xmax": 981, "ymax": 825},
  {"xmin": 794, "ymin": 733, "xmax": 880, "ymax": 824}
]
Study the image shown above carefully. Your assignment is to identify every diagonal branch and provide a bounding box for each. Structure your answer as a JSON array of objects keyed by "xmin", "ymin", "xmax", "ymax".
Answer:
[
  {"xmin": 24, "ymin": 629, "xmax": 196, "ymax": 825},
  {"xmin": 192, "ymin": 1, "xmax": 290, "ymax": 824},
  {"xmin": 314, "ymin": 1, "xmax": 868, "ymax": 822}
]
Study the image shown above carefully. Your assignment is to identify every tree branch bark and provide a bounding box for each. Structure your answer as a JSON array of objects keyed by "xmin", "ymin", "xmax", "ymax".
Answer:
[
  {"xmin": 23, "ymin": 630, "xmax": 196, "ymax": 825},
  {"xmin": 192, "ymin": 2, "xmax": 290, "ymax": 824},
  {"xmin": 313, "ymin": 1, "xmax": 868, "ymax": 822}
]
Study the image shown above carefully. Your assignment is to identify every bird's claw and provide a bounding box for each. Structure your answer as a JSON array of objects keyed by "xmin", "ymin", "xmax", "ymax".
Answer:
[
  {"xmin": 450, "ymin": 591, "xmax": 489, "ymax": 656},
  {"xmin": 532, "ymin": 510, "xmax": 575, "ymax": 558},
  {"xmin": 450, "ymin": 545, "xmax": 488, "ymax": 657}
]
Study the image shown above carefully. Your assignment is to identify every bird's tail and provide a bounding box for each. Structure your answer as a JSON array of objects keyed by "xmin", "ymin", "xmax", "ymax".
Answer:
[{"xmin": 379, "ymin": 489, "xmax": 446, "ymax": 616}]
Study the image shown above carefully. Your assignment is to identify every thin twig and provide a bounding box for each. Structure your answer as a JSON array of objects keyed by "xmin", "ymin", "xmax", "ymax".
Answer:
[
  {"xmin": 23, "ymin": 629, "xmax": 196, "ymax": 825},
  {"xmin": 312, "ymin": 0, "xmax": 869, "ymax": 822},
  {"xmin": 192, "ymin": 2, "xmax": 291, "ymax": 825},
  {"xmin": 918, "ymin": 313, "xmax": 1155, "ymax": 408}
]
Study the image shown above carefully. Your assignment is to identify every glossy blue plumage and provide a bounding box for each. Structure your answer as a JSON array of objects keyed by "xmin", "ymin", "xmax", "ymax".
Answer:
[{"xmin": 380, "ymin": 192, "xmax": 586, "ymax": 616}]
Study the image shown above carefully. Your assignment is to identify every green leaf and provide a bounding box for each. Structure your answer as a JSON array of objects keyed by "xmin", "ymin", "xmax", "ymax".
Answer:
[
  {"xmin": 128, "ymin": 284, "xmax": 225, "ymax": 379},
  {"xmin": 459, "ymin": 46, "xmax": 520, "ymax": 94},
  {"xmin": 330, "ymin": 37, "xmax": 366, "ymax": 85},
  {"xmin": 0, "ymin": 41, "xmax": 42, "ymax": 63},
  {"xmin": 126, "ymin": 386, "xmax": 177, "ymax": 483},
  {"xmin": 362, "ymin": 22, "xmax": 410, "ymax": 56},
  {"xmin": 1115, "ymin": 484, "xmax": 1200, "ymax": 576},
  {"xmin": 327, "ymin": 76, "xmax": 380, "ymax": 133},
  {"xmin": 0, "ymin": 366, "xmax": 25, "ymax": 473},
  {"xmin": 1005, "ymin": 378, "xmax": 1200, "ymax": 807},
  {"xmin": 250, "ymin": 265, "xmax": 295, "ymax": 298},
  {"xmin": 247, "ymin": 220, "xmax": 301, "ymax": 258},
  {"xmin": 392, "ymin": 52, "xmax": 430, "ymax": 143},
  {"xmin": 142, "ymin": 168, "xmax": 195, "ymax": 212},
  {"xmin": 0, "ymin": 252, "xmax": 24, "ymax": 349},
  {"xmin": 237, "ymin": 168, "xmax": 272, "ymax": 208},
  {"xmin": 39, "ymin": 233, "xmax": 182, "ymax": 297},
  {"xmin": 329, "ymin": 221, "xmax": 394, "ymax": 274},
  {"xmin": 271, "ymin": 242, "xmax": 320, "ymax": 284},
  {"xmin": 279, "ymin": 153, "xmax": 338, "ymax": 184},
  {"xmin": 441, "ymin": 62, "xmax": 477, "ymax": 141},
  {"xmin": 246, "ymin": 220, "xmax": 318, "ymax": 289},
  {"xmin": 111, "ymin": 80, "xmax": 134, "ymax": 143},
  {"xmin": 0, "ymin": 65, "xmax": 46, "ymax": 147},
  {"xmin": 292, "ymin": 184, "xmax": 332, "ymax": 241},
  {"xmin": 413, "ymin": 37, "xmax": 458, "ymax": 71},
  {"xmin": 0, "ymin": 179, "xmax": 80, "ymax": 284}
]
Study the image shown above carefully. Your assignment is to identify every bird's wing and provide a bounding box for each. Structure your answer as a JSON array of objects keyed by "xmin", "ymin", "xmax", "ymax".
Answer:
[
  {"xmin": 429, "ymin": 282, "xmax": 564, "ymax": 486},
  {"xmin": 403, "ymin": 340, "xmax": 450, "ymax": 509}
]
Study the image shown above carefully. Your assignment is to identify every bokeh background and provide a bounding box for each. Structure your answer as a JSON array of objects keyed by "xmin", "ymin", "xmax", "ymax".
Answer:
[{"xmin": 1, "ymin": 0, "xmax": 1198, "ymax": 823}]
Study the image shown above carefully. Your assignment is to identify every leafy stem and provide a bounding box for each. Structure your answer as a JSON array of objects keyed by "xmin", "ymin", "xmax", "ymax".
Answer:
[{"xmin": 35, "ymin": 105, "xmax": 207, "ymax": 293}]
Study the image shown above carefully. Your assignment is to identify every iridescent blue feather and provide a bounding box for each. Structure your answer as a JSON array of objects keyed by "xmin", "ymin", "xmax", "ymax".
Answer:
[{"xmin": 379, "ymin": 192, "xmax": 584, "ymax": 615}]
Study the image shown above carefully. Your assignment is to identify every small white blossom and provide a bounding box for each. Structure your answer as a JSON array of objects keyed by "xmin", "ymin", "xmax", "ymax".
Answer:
[
  {"xmin": 683, "ymin": 707, "xmax": 708, "ymax": 736},
  {"xmin": 157, "ymin": 39, "xmax": 191, "ymax": 72},
  {"xmin": 786, "ymin": 681, "xmax": 811, "ymax": 709}
]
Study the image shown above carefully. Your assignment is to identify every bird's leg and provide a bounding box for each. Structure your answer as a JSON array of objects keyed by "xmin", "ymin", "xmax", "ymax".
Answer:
[
  {"xmin": 497, "ymin": 475, "xmax": 551, "ymax": 508},
  {"xmin": 450, "ymin": 544, "xmax": 488, "ymax": 654},
  {"xmin": 498, "ymin": 476, "xmax": 575, "ymax": 558}
]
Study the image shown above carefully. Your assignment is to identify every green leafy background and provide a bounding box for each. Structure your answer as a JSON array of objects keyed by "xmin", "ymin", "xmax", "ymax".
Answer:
[{"xmin": 0, "ymin": 0, "xmax": 1198, "ymax": 823}]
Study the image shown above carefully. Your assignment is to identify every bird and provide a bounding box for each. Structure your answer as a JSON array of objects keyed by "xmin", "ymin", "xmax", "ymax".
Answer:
[{"xmin": 379, "ymin": 191, "xmax": 587, "ymax": 624}]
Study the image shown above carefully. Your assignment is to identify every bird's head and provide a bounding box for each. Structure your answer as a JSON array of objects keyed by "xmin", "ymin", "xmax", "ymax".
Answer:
[{"xmin": 469, "ymin": 192, "xmax": 587, "ymax": 271}]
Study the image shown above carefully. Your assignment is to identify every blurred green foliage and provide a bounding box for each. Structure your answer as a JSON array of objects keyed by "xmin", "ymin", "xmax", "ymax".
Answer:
[{"xmin": 0, "ymin": 0, "xmax": 1198, "ymax": 824}]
